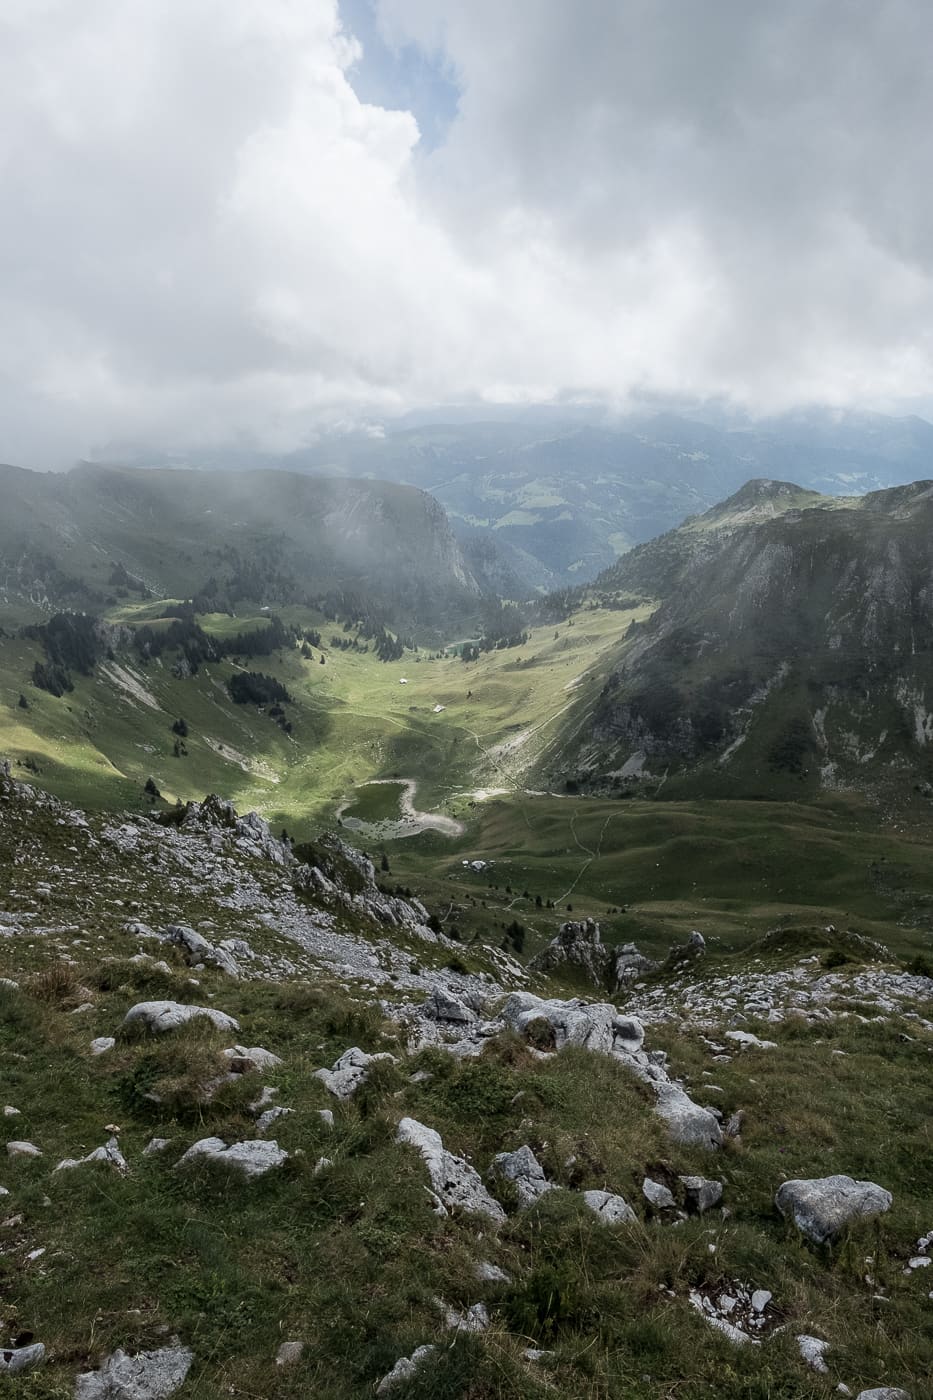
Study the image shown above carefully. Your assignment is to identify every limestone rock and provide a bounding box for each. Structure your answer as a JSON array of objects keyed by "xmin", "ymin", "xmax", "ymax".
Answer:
[
  {"xmin": 223, "ymin": 1045, "xmax": 282, "ymax": 1073},
  {"xmin": 583, "ymin": 1189, "xmax": 636, "ymax": 1224},
  {"xmin": 396, "ymin": 1117, "xmax": 506, "ymax": 1223},
  {"xmin": 489, "ymin": 1145, "xmax": 554, "ymax": 1210},
  {"xmin": 642, "ymin": 1177, "xmax": 676, "ymax": 1210},
  {"xmin": 0, "ymin": 1343, "xmax": 45, "ymax": 1375},
  {"xmin": 90, "ymin": 1037, "xmax": 116, "ymax": 1055},
  {"xmin": 313, "ymin": 1046, "xmax": 396, "ymax": 1099},
  {"xmin": 654, "ymin": 1085, "xmax": 723, "ymax": 1149},
  {"xmin": 74, "ymin": 1346, "xmax": 193, "ymax": 1399},
  {"xmin": 442, "ymin": 1301, "xmax": 489, "ymax": 1333},
  {"xmin": 529, "ymin": 918, "xmax": 609, "ymax": 985},
  {"xmin": 175, "ymin": 1137, "xmax": 287, "ymax": 1179},
  {"xmin": 725, "ymin": 1030, "xmax": 777, "ymax": 1051},
  {"xmin": 775, "ymin": 1175, "xmax": 892, "ymax": 1244},
  {"xmin": 256, "ymin": 1106, "xmax": 292, "ymax": 1135},
  {"xmin": 376, "ymin": 1344, "xmax": 436, "ymax": 1394},
  {"xmin": 275, "ymin": 1341, "xmax": 304, "ymax": 1367},
  {"xmin": 500, "ymin": 992, "xmax": 644, "ymax": 1057},
  {"xmin": 164, "ymin": 925, "xmax": 240, "ymax": 978},
  {"xmin": 854, "ymin": 1390, "xmax": 911, "ymax": 1400},
  {"xmin": 55, "ymin": 1137, "xmax": 127, "ymax": 1175},
  {"xmin": 423, "ymin": 987, "xmax": 475, "ymax": 1023},
  {"xmin": 797, "ymin": 1335, "xmax": 830, "ymax": 1373},
  {"xmin": 121, "ymin": 1001, "xmax": 239, "ymax": 1035},
  {"xmin": 613, "ymin": 942, "xmax": 661, "ymax": 989},
  {"xmin": 680, "ymin": 1175, "xmax": 724, "ymax": 1214},
  {"xmin": 474, "ymin": 1260, "xmax": 510, "ymax": 1284},
  {"xmin": 6, "ymin": 1140, "xmax": 41, "ymax": 1158},
  {"xmin": 143, "ymin": 1138, "xmax": 171, "ymax": 1155}
]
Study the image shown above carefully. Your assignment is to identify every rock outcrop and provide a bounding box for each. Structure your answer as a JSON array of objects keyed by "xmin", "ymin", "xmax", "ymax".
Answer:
[
  {"xmin": 529, "ymin": 918, "xmax": 609, "ymax": 985},
  {"xmin": 775, "ymin": 1175, "xmax": 893, "ymax": 1243},
  {"xmin": 314, "ymin": 1047, "xmax": 397, "ymax": 1099},
  {"xmin": 396, "ymin": 1118, "xmax": 506, "ymax": 1223},
  {"xmin": 75, "ymin": 1347, "xmax": 193, "ymax": 1400},
  {"xmin": 121, "ymin": 1002, "xmax": 239, "ymax": 1035},
  {"xmin": 175, "ymin": 1138, "xmax": 288, "ymax": 1179},
  {"xmin": 489, "ymin": 1145, "xmax": 554, "ymax": 1210}
]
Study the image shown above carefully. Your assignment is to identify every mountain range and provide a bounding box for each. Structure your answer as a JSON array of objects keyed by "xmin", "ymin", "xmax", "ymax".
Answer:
[
  {"xmin": 116, "ymin": 407, "xmax": 933, "ymax": 590},
  {"xmin": 0, "ymin": 462, "xmax": 490, "ymax": 630}
]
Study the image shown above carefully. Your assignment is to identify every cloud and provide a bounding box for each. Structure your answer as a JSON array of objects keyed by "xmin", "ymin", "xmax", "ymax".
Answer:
[{"xmin": 1, "ymin": 0, "xmax": 932, "ymax": 464}]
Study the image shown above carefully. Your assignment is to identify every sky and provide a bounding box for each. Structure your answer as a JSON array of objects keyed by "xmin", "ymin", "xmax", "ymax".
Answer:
[{"xmin": 1, "ymin": 0, "xmax": 932, "ymax": 466}]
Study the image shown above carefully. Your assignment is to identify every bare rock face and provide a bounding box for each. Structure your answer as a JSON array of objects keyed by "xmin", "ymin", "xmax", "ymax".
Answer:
[
  {"xmin": 121, "ymin": 1002, "xmax": 239, "ymax": 1035},
  {"xmin": 396, "ymin": 1117, "xmax": 506, "ymax": 1223},
  {"xmin": 613, "ymin": 943, "xmax": 661, "ymax": 989},
  {"xmin": 529, "ymin": 918, "xmax": 609, "ymax": 985},
  {"xmin": 75, "ymin": 1346, "xmax": 193, "ymax": 1399},
  {"xmin": 164, "ymin": 925, "xmax": 240, "ymax": 978},
  {"xmin": 775, "ymin": 1175, "xmax": 892, "ymax": 1244}
]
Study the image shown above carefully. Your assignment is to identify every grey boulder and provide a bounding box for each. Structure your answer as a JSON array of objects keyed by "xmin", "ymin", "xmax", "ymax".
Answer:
[
  {"xmin": 776, "ymin": 1175, "xmax": 892, "ymax": 1244},
  {"xmin": 583, "ymin": 1189, "xmax": 636, "ymax": 1225},
  {"xmin": 489, "ymin": 1145, "xmax": 554, "ymax": 1210},
  {"xmin": 396, "ymin": 1118, "xmax": 506, "ymax": 1223},
  {"xmin": 6, "ymin": 1140, "xmax": 41, "ymax": 1158},
  {"xmin": 175, "ymin": 1137, "xmax": 287, "ymax": 1179},
  {"xmin": 164, "ymin": 925, "xmax": 240, "ymax": 978},
  {"xmin": 0, "ymin": 1343, "xmax": 45, "ymax": 1375},
  {"xmin": 55, "ymin": 1137, "xmax": 127, "ymax": 1175},
  {"xmin": 654, "ymin": 1085, "xmax": 723, "ymax": 1150},
  {"xmin": 121, "ymin": 1002, "xmax": 239, "ymax": 1035},
  {"xmin": 75, "ymin": 1346, "xmax": 193, "ymax": 1399},
  {"xmin": 423, "ymin": 987, "xmax": 476, "ymax": 1023},
  {"xmin": 314, "ymin": 1047, "xmax": 396, "ymax": 1099},
  {"xmin": 642, "ymin": 1177, "xmax": 676, "ymax": 1210},
  {"xmin": 855, "ymin": 1391, "xmax": 912, "ymax": 1400},
  {"xmin": 680, "ymin": 1175, "xmax": 724, "ymax": 1214},
  {"xmin": 376, "ymin": 1344, "xmax": 437, "ymax": 1394}
]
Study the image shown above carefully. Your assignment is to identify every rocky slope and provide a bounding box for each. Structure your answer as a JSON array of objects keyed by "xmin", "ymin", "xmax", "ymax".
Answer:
[
  {"xmin": 1, "ymin": 761, "xmax": 931, "ymax": 1397},
  {"xmin": 550, "ymin": 479, "xmax": 933, "ymax": 803}
]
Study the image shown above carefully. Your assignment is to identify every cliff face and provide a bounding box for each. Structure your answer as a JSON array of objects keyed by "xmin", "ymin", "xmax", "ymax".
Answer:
[
  {"xmin": 0, "ymin": 462, "xmax": 481, "ymax": 625},
  {"xmin": 551, "ymin": 481, "xmax": 933, "ymax": 800}
]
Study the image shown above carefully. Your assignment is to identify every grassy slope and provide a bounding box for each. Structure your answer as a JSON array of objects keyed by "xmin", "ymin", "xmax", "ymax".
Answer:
[
  {"xmin": 382, "ymin": 793, "xmax": 933, "ymax": 963},
  {"xmin": 0, "ymin": 785, "xmax": 931, "ymax": 1399},
  {"xmin": 4, "ymin": 601, "xmax": 933, "ymax": 970},
  {"xmin": 0, "ymin": 603, "xmax": 645, "ymax": 823}
]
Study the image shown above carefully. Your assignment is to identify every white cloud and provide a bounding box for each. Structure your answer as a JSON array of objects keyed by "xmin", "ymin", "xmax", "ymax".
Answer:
[{"xmin": 1, "ymin": 0, "xmax": 933, "ymax": 464}]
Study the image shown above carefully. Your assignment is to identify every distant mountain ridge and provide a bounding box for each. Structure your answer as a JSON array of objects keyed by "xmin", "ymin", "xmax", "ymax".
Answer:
[
  {"xmin": 0, "ymin": 462, "xmax": 490, "ymax": 630},
  {"xmin": 101, "ymin": 406, "xmax": 933, "ymax": 590}
]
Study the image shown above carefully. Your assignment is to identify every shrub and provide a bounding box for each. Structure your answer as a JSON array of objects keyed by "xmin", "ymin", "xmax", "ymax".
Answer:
[{"xmin": 25, "ymin": 961, "xmax": 82, "ymax": 1005}]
